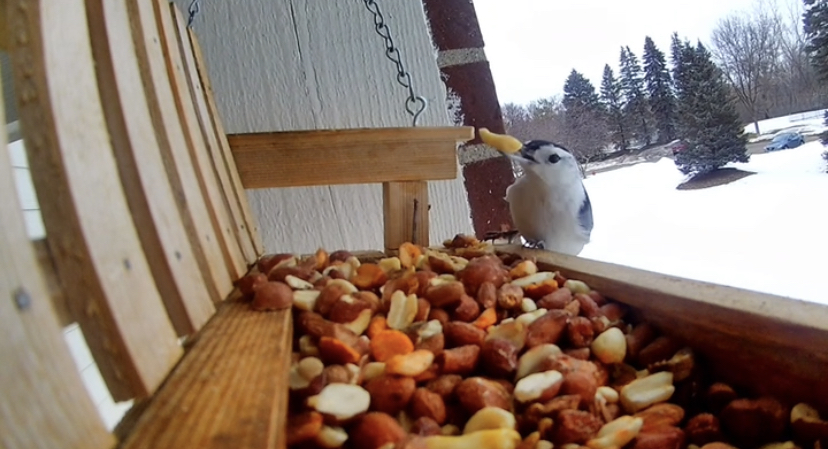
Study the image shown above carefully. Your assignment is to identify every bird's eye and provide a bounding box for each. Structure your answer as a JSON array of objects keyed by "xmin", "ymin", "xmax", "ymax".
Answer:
[{"xmin": 547, "ymin": 154, "xmax": 561, "ymax": 164}]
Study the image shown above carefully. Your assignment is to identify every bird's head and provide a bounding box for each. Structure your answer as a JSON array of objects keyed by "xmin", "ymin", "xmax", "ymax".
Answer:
[
  {"xmin": 478, "ymin": 128, "xmax": 581, "ymax": 183},
  {"xmin": 510, "ymin": 140, "xmax": 580, "ymax": 180}
]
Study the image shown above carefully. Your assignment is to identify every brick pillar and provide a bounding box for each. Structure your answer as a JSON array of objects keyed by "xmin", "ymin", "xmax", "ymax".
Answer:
[{"xmin": 421, "ymin": 0, "xmax": 515, "ymax": 238}]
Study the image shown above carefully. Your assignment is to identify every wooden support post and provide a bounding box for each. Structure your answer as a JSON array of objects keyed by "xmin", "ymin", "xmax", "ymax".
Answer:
[
  {"xmin": 383, "ymin": 181, "xmax": 429, "ymax": 251},
  {"xmin": 421, "ymin": 0, "xmax": 516, "ymax": 239},
  {"xmin": 0, "ymin": 0, "xmax": 7, "ymax": 50}
]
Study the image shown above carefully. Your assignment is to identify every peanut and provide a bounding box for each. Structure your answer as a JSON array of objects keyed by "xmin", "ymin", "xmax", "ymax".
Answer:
[
  {"xmin": 619, "ymin": 371, "xmax": 675, "ymax": 413},
  {"xmin": 514, "ymin": 370, "xmax": 563, "ymax": 403},
  {"xmin": 307, "ymin": 383, "xmax": 371, "ymax": 421},
  {"xmin": 350, "ymin": 412, "xmax": 407, "ymax": 449},
  {"xmin": 480, "ymin": 127, "xmax": 523, "ymax": 153},
  {"xmin": 464, "ymin": 407, "xmax": 518, "ymax": 434},
  {"xmin": 385, "ymin": 350, "xmax": 435, "ymax": 377},
  {"xmin": 387, "ymin": 290, "xmax": 419, "ymax": 330},
  {"xmin": 293, "ymin": 289, "xmax": 321, "ymax": 311},
  {"xmin": 315, "ymin": 425, "xmax": 348, "ymax": 448},
  {"xmin": 276, "ymin": 237, "xmax": 812, "ymax": 449},
  {"xmin": 515, "ymin": 343, "xmax": 562, "ymax": 380},
  {"xmin": 423, "ymin": 428, "xmax": 522, "ymax": 449},
  {"xmin": 585, "ymin": 416, "xmax": 644, "ymax": 449},
  {"xmin": 591, "ymin": 327, "xmax": 627, "ymax": 365},
  {"xmin": 563, "ymin": 279, "xmax": 590, "ymax": 294}
]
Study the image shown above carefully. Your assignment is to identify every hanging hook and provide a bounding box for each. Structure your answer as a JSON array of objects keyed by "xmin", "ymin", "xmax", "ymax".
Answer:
[
  {"xmin": 187, "ymin": 0, "xmax": 201, "ymax": 27},
  {"xmin": 406, "ymin": 95, "xmax": 428, "ymax": 127},
  {"xmin": 361, "ymin": 0, "xmax": 428, "ymax": 127}
]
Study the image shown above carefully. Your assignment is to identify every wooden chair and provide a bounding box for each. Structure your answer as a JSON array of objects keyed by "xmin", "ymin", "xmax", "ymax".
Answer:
[{"xmin": 2, "ymin": 1, "xmax": 827, "ymax": 448}]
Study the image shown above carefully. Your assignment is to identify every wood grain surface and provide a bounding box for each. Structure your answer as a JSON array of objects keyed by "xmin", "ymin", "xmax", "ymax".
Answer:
[
  {"xmin": 228, "ymin": 127, "xmax": 472, "ymax": 189},
  {"xmin": 9, "ymin": 0, "xmax": 182, "ymax": 400}
]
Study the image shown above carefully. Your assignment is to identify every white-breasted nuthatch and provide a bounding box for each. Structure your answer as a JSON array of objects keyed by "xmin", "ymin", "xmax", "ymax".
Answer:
[{"xmin": 480, "ymin": 129, "xmax": 593, "ymax": 256}]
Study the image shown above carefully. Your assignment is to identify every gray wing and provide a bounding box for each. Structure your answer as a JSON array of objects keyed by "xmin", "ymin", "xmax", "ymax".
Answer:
[{"xmin": 578, "ymin": 186, "xmax": 593, "ymax": 237}]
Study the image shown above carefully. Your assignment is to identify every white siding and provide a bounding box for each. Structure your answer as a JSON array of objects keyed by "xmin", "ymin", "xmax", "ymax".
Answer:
[{"xmin": 176, "ymin": 0, "xmax": 474, "ymax": 254}]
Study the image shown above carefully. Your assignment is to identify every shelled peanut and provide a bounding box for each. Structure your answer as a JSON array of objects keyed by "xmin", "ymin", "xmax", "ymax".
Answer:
[{"xmin": 238, "ymin": 234, "xmax": 828, "ymax": 449}]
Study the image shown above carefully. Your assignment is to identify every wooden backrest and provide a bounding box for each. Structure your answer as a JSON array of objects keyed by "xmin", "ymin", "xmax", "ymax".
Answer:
[{"xmin": 0, "ymin": 1, "xmax": 471, "ymax": 447}]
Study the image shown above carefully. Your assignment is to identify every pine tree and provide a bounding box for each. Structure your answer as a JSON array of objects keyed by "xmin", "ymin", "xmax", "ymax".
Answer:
[
  {"xmin": 803, "ymin": 0, "xmax": 828, "ymax": 159},
  {"xmin": 562, "ymin": 69, "xmax": 606, "ymax": 163},
  {"xmin": 619, "ymin": 46, "xmax": 651, "ymax": 146},
  {"xmin": 670, "ymin": 32, "xmax": 687, "ymax": 94},
  {"xmin": 599, "ymin": 64, "xmax": 628, "ymax": 150},
  {"xmin": 673, "ymin": 40, "xmax": 749, "ymax": 175},
  {"xmin": 563, "ymin": 69, "xmax": 601, "ymax": 112},
  {"xmin": 804, "ymin": 0, "xmax": 828, "ymax": 82},
  {"xmin": 643, "ymin": 36, "xmax": 678, "ymax": 144}
]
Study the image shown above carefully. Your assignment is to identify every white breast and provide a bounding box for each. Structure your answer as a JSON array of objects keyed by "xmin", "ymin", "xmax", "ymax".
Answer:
[{"xmin": 505, "ymin": 172, "xmax": 589, "ymax": 255}]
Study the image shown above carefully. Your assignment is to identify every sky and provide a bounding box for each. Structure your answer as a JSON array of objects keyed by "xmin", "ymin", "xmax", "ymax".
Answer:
[{"xmin": 473, "ymin": 0, "xmax": 802, "ymax": 106}]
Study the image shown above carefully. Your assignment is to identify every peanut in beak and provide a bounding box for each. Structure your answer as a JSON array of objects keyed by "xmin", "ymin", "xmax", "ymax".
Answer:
[{"xmin": 479, "ymin": 128, "xmax": 523, "ymax": 155}]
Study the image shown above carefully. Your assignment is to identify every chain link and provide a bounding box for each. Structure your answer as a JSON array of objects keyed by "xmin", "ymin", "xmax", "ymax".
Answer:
[
  {"xmin": 361, "ymin": 0, "xmax": 428, "ymax": 126},
  {"xmin": 187, "ymin": 0, "xmax": 201, "ymax": 27}
]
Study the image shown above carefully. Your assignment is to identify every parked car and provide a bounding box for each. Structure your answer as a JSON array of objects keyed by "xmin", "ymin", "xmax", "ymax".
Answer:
[
  {"xmin": 764, "ymin": 131, "xmax": 805, "ymax": 152},
  {"xmin": 668, "ymin": 140, "xmax": 689, "ymax": 156}
]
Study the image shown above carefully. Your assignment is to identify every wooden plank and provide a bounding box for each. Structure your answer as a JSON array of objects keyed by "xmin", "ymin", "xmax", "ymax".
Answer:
[
  {"xmin": 153, "ymin": 0, "xmax": 247, "ymax": 279},
  {"xmin": 383, "ymin": 181, "xmax": 429, "ymax": 250},
  {"xmin": 169, "ymin": 3, "xmax": 258, "ymax": 264},
  {"xmin": 0, "ymin": 0, "xmax": 7, "ymax": 50},
  {"xmin": 32, "ymin": 238, "xmax": 73, "ymax": 327},
  {"xmin": 228, "ymin": 127, "xmax": 473, "ymax": 189},
  {"xmin": 188, "ymin": 28, "xmax": 264, "ymax": 258},
  {"xmin": 0, "ymin": 83, "xmax": 113, "ymax": 449},
  {"xmin": 86, "ymin": 0, "xmax": 216, "ymax": 336},
  {"xmin": 119, "ymin": 293, "xmax": 293, "ymax": 449},
  {"xmin": 126, "ymin": 0, "xmax": 234, "ymax": 300},
  {"xmin": 8, "ymin": 0, "xmax": 183, "ymax": 400},
  {"xmin": 496, "ymin": 244, "xmax": 828, "ymax": 412}
]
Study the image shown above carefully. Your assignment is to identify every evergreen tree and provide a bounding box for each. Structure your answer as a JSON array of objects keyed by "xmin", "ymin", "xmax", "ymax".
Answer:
[
  {"xmin": 670, "ymin": 32, "xmax": 687, "ymax": 94},
  {"xmin": 673, "ymin": 40, "xmax": 749, "ymax": 175},
  {"xmin": 803, "ymin": 0, "xmax": 828, "ymax": 158},
  {"xmin": 562, "ymin": 69, "xmax": 606, "ymax": 163},
  {"xmin": 599, "ymin": 64, "xmax": 628, "ymax": 150},
  {"xmin": 804, "ymin": 0, "xmax": 828, "ymax": 82},
  {"xmin": 619, "ymin": 46, "xmax": 651, "ymax": 146},
  {"xmin": 643, "ymin": 36, "xmax": 678, "ymax": 143},
  {"xmin": 563, "ymin": 68, "xmax": 601, "ymax": 112}
]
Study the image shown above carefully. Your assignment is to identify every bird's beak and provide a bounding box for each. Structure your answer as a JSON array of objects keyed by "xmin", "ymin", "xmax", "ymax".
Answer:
[{"xmin": 516, "ymin": 146, "xmax": 537, "ymax": 164}]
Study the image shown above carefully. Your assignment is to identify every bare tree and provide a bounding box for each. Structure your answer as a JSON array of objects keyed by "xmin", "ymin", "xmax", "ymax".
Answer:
[{"xmin": 710, "ymin": 2, "xmax": 782, "ymax": 134}]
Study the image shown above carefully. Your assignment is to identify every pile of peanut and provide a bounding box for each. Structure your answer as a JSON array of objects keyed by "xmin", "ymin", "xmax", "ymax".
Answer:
[{"xmin": 237, "ymin": 234, "xmax": 828, "ymax": 449}]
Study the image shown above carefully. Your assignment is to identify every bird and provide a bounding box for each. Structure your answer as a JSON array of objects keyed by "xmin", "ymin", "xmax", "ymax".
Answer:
[{"xmin": 479, "ymin": 128, "xmax": 594, "ymax": 256}]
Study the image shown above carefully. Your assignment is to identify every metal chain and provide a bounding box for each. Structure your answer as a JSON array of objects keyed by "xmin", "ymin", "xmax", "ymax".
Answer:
[
  {"xmin": 361, "ymin": 0, "xmax": 428, "ymax": 127},
  {"xmin": 187, "ymin": 0, "xmax": 201, "ymax": 27}
]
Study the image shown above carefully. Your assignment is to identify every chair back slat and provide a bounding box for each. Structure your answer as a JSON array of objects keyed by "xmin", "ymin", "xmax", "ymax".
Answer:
[
  {"xmin": 86, "ymin": 0, "xmax": 216, "ymax": 336},
  {"xmin": 126, "ymin": 0, "xmax": 235, "ymax": 299},
  {"xmin": 152, "ymin": 0, "xmax": 248, "ymax": 278},
  {"xmin": 188, "ymin": 28, "xmax": 265, "ymax": 257},
  {"xmin": 0, "ymin": 130, "xmax": 114, "ymax": 449},
  {"xmin": 7, "ymin": 0, "xmax": 183, "ymax": 400},
  {"xmin": 169, "ymin": 2, "xmax": 260, "ymax": 263}
]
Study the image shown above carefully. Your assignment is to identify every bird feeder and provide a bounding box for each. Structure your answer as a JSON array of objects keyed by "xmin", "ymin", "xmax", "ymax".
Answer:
[{"xmin": 2, "ymin": 1, "xmax": 827, "ymax": 449}]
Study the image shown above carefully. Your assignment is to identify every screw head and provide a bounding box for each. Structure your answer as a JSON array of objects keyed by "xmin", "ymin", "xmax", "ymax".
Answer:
[{"xmin": 14, "ymin": 288, "xmax": 31, "ymax": 310}]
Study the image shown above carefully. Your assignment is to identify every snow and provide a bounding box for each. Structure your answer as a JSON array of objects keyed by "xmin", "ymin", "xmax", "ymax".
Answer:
[
  {"xmin": 578, "ymin": 141, "xmax": 828, "ymax": 305},
  {"xmin": 745, "ymin": 109, "xmax": 828, "ymax": 141}
]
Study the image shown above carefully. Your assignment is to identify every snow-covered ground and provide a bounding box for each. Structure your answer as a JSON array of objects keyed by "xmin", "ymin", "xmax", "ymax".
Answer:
[
  {"xmin": 579, "ymin": 141, "xmax": 828, "ymax": 306},
  {"xmin": 746, "ymin": 109, "xmax": 828, "ymax": 141}
]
